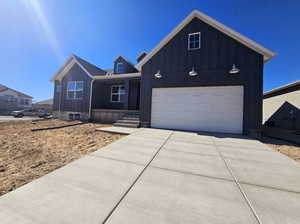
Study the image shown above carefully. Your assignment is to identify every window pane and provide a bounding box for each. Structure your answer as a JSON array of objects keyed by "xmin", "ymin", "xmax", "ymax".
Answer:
[
  {"xmin": 111, "ymin": 94, "xmax": 119, "ymax": 102},
  {"xmin": 76, "ymin": 90, "xmax": 83, "ymax": 99},
  {"xmin": 76, "ymin": 81, "xmax": 83, "ymax": 91},
  {"xmin": 67, "ymin": 91, "xmax": 74, "ymax": 99},
  {"xmin": 112, "ymin": 86, "xmax": 119, "ymax": 93},
  {"xmin": 194, "ymin": 33, "xmax": 200, "ymax": 41},
  {"xmin": 194, "ymin": 41, "xmax": 200, "ymax": 49},
  {"xmin": 189, "ymin": 34, "xmax": 195, "ymax": 42},
  {"xmin": 189, "ymin": 42, "xmax": 194, "ymax": 49},
  {"xmin": 67, "ymin": 82, "xmax": 76, "ymax": 91},
  {"xmin": 119, "ymin": 86, "xmax": 125, "ymax": 94}
]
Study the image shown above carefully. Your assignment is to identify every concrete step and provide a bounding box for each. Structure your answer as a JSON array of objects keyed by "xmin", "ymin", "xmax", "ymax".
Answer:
[
  {"xmin": 122, "ymin": 116, "xmax": 140, "ymax": 120},
  {"xmin": 116, "ymin": 119, "xmax": 140, "ymax": 124},
  {"xmin": 113, "ymin": 122, "xmax": 140, "ymax": 128}
]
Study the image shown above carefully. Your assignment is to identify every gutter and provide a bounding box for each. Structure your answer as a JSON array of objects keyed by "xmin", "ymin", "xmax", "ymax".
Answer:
[{"xmin": 88, "ymin": 79, "xmax": 95, "ymax": 120}]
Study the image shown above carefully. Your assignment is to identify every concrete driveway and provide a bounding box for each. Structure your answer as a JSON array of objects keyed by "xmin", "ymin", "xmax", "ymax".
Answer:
[
  {"xmin": 0, "ymin": 116, "xmax": 37, "ymax": 122},
  {"xmin": 0, "ymin": 128, "xmax": 299, "ymax": 223}
]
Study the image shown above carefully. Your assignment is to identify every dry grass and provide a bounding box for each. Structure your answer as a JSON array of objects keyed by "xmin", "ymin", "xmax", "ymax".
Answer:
[
  {"xmin": 261, "ymin": 136, "xmax": 300, "ymax": 163},
  {"xmin": 0, "ymin": 119, "xmax": 122, "ymax": 196}
]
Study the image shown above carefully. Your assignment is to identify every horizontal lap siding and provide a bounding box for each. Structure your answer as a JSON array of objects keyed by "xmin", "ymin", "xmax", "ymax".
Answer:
[{"xmin": 140, "ymin": 18, "xmax": 264, "ymax": 133}]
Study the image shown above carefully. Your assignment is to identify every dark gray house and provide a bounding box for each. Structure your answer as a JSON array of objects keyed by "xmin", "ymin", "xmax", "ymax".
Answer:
[
  {"xmin": 50, "ymin": 10, "xmax": 276, "ymax": 134},
  {"xmin": 263, "ymin": 80, "xmax": 300, "ymax": 131}
]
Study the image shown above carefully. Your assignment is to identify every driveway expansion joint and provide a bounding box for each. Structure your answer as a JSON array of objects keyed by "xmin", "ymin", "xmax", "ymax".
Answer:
[
  {"xmin": 212, "ymin": 137, "xmax": 263, "ymax": 224},
  {"xmin": 101, "ymin": 131, "xmax": 174, "ymax": 224}
]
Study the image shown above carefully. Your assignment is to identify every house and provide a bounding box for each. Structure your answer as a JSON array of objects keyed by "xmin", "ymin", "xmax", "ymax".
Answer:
[
  {"xmin": 0, "ymin": 84, "xmax": 33, "ymax": 114},
  {"xmin": 33, "ymin": 99, "xmax": 53, "ymax": 113},
  {"xmin": 263, "ymin": 80, "xmax": 300, "ymax": 131},
  {"xmin": 50, "ymin": 10, "xmax": 276, "ymax": 134}
]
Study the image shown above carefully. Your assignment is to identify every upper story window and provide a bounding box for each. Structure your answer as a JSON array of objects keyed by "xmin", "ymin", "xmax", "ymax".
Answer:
[
  {"xmin": 67, "ymin": 81, "xmax": 83, "ymax": 100},
  {"xmin": 111, "ymin": 85, "xmax": 125, "ymax": 102},
  {"xmin": 188, "ymin": 32, "xmax": 201, "ymax": 50},
  {"xmin": 116, "ymin": 62, "xmax": 125, "ymax": 74}
]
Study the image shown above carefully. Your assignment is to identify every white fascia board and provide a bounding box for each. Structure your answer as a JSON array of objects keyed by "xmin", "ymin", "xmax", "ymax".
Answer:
[
  {"xmin": 264, "ymin": 80, "xmax": 300, "ymax": 96},
  {"xmin": 93, "ymin": 73, "xmax": 141, "ymax": 80},
  {"xmin": 136, "ymin": 10, "xmax": 276, "ymax": 70},
  {"xmin": 49, "ymin": 55, "xmax": 94, "ymax": 82}
]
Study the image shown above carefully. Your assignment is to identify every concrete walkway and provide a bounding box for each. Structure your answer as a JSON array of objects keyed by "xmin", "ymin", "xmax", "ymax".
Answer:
[{"xmin": 0, "ymin": 128, "xmax": 300, "ymax": 223}]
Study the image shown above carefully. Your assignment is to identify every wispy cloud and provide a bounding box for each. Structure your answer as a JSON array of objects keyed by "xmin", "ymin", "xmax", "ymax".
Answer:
[{"xmin": 23, "ymin": 0, "xmax": 65, "ymax": 62}]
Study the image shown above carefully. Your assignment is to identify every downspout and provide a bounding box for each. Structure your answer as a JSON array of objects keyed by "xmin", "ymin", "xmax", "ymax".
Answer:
[{"xmin": 89, "ymin": 78, "xmax": 95, "ymax": 121}]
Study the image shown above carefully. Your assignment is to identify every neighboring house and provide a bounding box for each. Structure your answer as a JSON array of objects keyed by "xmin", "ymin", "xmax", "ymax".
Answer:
[
  {"xmin": 50, "ymin": 10, "xmax": 276, "ymax": 134},
  {"xmin": 33, "ymin": 99, "xmax": 53, "ymax": 113},
  {"xmin": 0, "ymin": 84, "xmax": 33, "ymax": 114},
  {"xmin": 263, "ymin": 80, "xmax": 300, "ymax": 131}
]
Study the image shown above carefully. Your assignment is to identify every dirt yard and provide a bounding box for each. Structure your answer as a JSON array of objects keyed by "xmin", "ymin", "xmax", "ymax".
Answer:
[
  {"xmin": 261, "ymin": 136, "xmax": 300, "ymax": 163},
  {"xmin": 0, "ymin": 119, "xmax": 122, "ymax": 196}
]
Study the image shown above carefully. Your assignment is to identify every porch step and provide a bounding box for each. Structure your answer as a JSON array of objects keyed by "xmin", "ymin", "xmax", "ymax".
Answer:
[
  {"xmin": 116, "ymin": 119, "xmax": 140, "ymax": 124},
  {"xmin": 113, "ymin": 112, "xmax": 140, "ymax": 128},
  {"xmin": 113, "ymin": 122, "xmax": 140, "ymax": 128}
]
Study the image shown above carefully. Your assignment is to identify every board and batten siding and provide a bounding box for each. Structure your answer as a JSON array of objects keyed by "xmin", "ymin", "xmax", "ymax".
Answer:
[
  {"xmin": 140, "ymin": 17, "xmax": 264, "ymax": 134},
  {"xmin": 53, "ymin": 63, "xmax": 92, "ymax": 113}
]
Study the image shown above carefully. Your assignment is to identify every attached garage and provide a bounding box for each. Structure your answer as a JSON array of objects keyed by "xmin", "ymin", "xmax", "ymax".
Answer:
[{"xmin": 151, "ymin": 86, "xmax": 244, "ymax": 134}]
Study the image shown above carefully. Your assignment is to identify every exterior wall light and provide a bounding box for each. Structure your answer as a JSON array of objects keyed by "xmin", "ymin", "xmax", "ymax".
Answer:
[
  {"xmin": 189, "ymin": 67, "xmax": 198, "ymax": 76},
  {"xmin": 229, "ymin": 64, "xmax": 240, "ymax": 74},
  {"xmin": 154, "ymin": 70, "xmax": 162, "ymax": 79}
]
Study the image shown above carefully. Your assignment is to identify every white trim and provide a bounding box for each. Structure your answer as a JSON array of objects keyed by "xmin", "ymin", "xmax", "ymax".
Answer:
[
  {"xmin": 264, "ymin": 80, "xmax": 300, "ymax": 96},
  {"xmin": 50, "ymin": 54, "xmax": 94, "ymax": 82},
  {"xmin": 113, "ymin": 55, "xmax": 137, "ymax": 69},
  {"xmin": 110, "ymin": 85, "xmax": 125, "ymax": 103},
  {"xmin": 116, "ymin": 62, "xmax": 124, "ymax": 73},
  {"xmin": 66, "ymin": 81, "xmax": 84, "ymax": 100},
  {"xmin": 188, "ymin": 32, "xmax": 201, "ymax": 50},
  {"xmin": 88, "ymin": 79, "xmax": 95, "ymax": 120},
  {"xmin": 136, "ymin": 10, "xmax": 276, "ymax": 70},
  {"xmin": 93, "ymin": 73, "xmax": 141, "ymax": 80}
]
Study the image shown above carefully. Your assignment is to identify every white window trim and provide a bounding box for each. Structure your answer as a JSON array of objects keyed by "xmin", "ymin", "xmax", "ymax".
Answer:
[
  {"xmin": 67, "ymin": 81, "xmax": 84, "ymax": 100},
  {"xmin": 111, "ymin": 85, "xmax": 125, "ymax": 103},
  {"xmin": 116, "ymin": 62, "xmax": 124, "ymax": 73},
  {"xmin": 188, "ymin": 32, "xmax": 201, "ymax": 50}
]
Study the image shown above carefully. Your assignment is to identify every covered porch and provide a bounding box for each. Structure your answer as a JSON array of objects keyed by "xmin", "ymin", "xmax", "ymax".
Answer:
[{"xmin": 90, "ymin": 74, "xmax": 140, "ymax": 124}]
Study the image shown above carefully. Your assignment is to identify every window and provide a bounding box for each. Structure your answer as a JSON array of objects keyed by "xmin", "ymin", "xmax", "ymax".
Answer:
[
  {"xmin": 67, "ymin": 81, "xmax": 83, "ymax": 100},
  {"xmin": 116, "ymin": 62, "xmax": 124, "ymax": 73},
  {"xmin": 188, "ymin": 32, "xmax": 201, "ymax": 50},
  {"xmin": 111, "ymin": 85, "xmax": 125, "ymax": 102}
]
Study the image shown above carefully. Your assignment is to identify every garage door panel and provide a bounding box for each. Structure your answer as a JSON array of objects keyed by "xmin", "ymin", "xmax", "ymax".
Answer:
[{"xmin": 151, "ymin": 86, "xmax": 243, "ymax": 134}]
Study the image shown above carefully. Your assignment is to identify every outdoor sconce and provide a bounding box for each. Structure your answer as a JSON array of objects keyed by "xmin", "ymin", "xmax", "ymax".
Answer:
[
  {"xmin": 154, "ymin": 70, "xmax": 162, "ymax": 79},
  {"xmin": 189, "ymin": 67, "xmax": 198, "ymax": 77},
  {"xmin": 229, "ymin": 64, "xmax": 240, "ymax": 74}
]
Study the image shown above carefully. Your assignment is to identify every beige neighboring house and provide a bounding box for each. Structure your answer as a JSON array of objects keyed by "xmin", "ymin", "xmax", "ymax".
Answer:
[
  {"xmin": 263, "ymin": 80, "xmax": 300, "ymax": 131},
  {"xmin": 0, "ymin": 84, "xmax": 33, "ymax": 114},
  {"xmin": 33, "ymin": 99, "xmax": 53, "ymax": 112}
]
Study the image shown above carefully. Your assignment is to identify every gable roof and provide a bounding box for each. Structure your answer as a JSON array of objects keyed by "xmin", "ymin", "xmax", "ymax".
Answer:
[
  {"xmin": 0, "ymin": 84, "xmax": 33, "ymax": 98},
  {"xmin": 136, "ymin": 10, "xmax": 276, "ymax": 70},
  {"xmin": 34, "ymin": 98, "xmax": 53, "ymax": 105},
  {"xmin": 50, "ymin": 54, "xmax": 107, "ymax": 82},
  {"xmin": 264, "ymin": 80, "xmax": 300, "ymax": 97},
  {"xmin": 113, "ymin": 55, "xmax": 137, "ymax": 68}
]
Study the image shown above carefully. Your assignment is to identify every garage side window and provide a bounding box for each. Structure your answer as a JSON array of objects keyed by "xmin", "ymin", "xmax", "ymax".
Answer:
[
  {"xmin": 188, "ymin": 32, "xmax": 201, "ymax": 50},
  {"xmin": 67, "ymin": 81, "xmax": 83, "ymax": 100},
  {"xmin": 111, "ymin": 85, "xmax": 125, "ymax": 102}
]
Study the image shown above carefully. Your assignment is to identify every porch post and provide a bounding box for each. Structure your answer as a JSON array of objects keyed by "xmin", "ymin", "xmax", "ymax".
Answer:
[{"xmin": 124, "ymin": 79, "xmax": 130, "ymax": 110}]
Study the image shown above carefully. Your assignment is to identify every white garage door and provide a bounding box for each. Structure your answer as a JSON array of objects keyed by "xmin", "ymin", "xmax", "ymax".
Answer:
[{"xmin": 151, "ymin": 86, "xmax": 244, "ymax": 134}]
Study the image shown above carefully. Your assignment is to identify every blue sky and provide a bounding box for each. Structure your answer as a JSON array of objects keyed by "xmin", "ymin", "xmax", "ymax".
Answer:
[{"xmin": 0, "ymin": 0, "xmax": 299, "ymax": 101}]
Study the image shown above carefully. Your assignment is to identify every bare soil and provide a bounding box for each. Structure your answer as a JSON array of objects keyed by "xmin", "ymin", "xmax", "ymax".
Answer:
[
  {"xmin": 0, "ymin": 119, "xmax": 122, "ymax": 196},
  {"xmin": 261, "ymin": 136, "xmax": 300, "ymax": 163}
]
